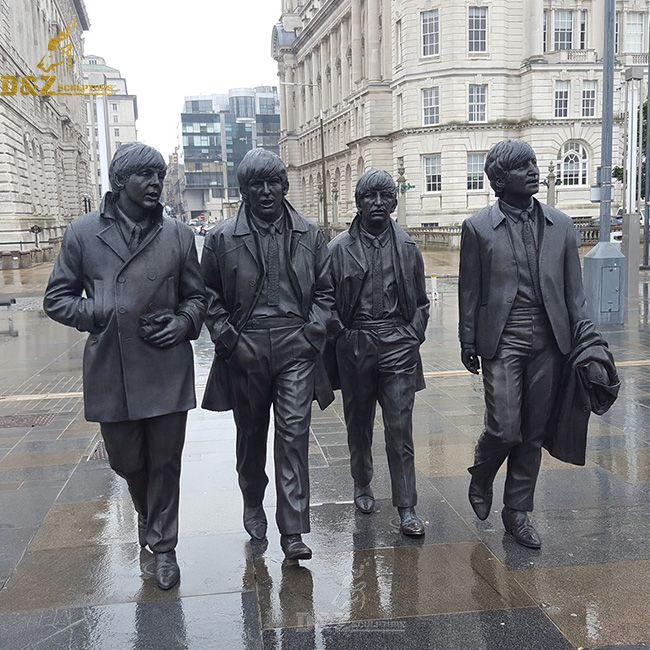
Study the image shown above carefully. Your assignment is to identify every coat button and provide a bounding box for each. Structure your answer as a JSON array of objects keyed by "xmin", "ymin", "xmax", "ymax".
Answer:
[
  {"xmin": 506, "ymin": 298, "xmax": 513, "ymax": 303},
  {"xmin": 118, "ymin": 307, "xmax": 126, "ymax": 314},
  {"xmin": 249, "ymin": 280, "xmax": 256, "ymax": 287},
  {"xmin": 147, "ymin": 272, "xmax": 157, "ymax": 281},
  {"xmin": 117, "ymin": 276, "xmax": 126, "ymax": 284}
]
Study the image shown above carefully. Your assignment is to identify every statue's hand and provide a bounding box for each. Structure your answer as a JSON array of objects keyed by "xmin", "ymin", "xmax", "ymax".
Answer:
[
  {"xmin": 143, "ymin": 314, "xmax": 190, "ymax": 349},
  {"xmin": 461, "ymin": 346, "xmax": 480, "ymax": 375}
]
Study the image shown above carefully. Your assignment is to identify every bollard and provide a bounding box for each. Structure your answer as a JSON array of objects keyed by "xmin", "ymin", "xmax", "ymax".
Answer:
[{"xmin": 430, "ymin": 274, "xmax": 439, "ymax": 301}]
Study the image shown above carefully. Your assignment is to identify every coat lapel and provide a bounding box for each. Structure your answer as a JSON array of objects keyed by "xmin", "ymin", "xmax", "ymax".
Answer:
[
  {"xmin": 96, "ymin": 221, "xmax": 130, "ymax": 263},
  {"xmin": 233, "ymin": 204, "xmax": 263, "ymax": 274},
  {"xmin": 536, "ymin": 200, "xmax": 554, "ymax": 273},
  {"xmin": 389, "ymin": 219, "xmax": 413, "ymax": 317}
]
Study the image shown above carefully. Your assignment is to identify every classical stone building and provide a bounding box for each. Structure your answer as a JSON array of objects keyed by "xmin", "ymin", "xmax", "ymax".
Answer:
[
  {"xmin": 273, "ymin": 0, "xmax": 645, "ymax": 226},
  {"xmin": 0, "ymin": 0, "xmax": 92, "ymax": 253},
  {"xmin": 82, "ymin": 56, "xmax": 138, "ymax": 206}
]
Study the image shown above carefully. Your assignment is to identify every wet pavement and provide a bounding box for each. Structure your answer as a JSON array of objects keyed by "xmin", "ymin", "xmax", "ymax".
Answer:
[{"xmin": 0, "ymin": 247, "xmax": 650, "ymax": 649}]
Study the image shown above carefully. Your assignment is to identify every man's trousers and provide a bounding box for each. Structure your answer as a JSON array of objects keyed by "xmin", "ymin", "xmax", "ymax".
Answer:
[
  {"xmin": 228, "ymin": 324, "xmax": 316, "ymax": 535},
  {"xmin": 336, "ymin": 321, "xmax": 420, "ymax": 508},
  {"xmin": 100, "ymin": 411, "xmax": 187, "ymax": 553},
  {"xmin": 470, "ymin": 307, "xmax": 563, "ymax": 511}
]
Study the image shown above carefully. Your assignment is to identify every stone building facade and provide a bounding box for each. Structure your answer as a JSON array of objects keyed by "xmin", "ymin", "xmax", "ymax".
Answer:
[
  {"xmin": 82, "ymin": 56, "xmax": 138, "ymax": 206},
  {"xmin": 0, "ymin": 0, "xmax": 92, "ymax": 253},
  {"xmin": 273, "ymin": 0, "xmax": 646, "ymax": 226}
]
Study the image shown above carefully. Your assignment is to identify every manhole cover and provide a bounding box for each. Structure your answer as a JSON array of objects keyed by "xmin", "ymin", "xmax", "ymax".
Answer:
[
  {"xmin": 0, "ymin": 413, "xmax": 56, "ymax": 428},
  {"xmin": 88, "ymin": 439, "xmax": 109, "ymax": 461}
]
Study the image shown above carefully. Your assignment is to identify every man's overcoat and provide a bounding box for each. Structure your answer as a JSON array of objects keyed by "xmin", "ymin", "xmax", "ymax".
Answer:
[
  {"xmin": 325, "ymin": 215, "xmax": 430, "ymax": 391},
  {"xmin": 201, "ymin": 201, "xmax": 334, "ymax": 412},
  {"xmin": 458, "ymin": 199, "xmax": 587, "ymax": 359},
  {"xmin": 44, "ymin": 194, "xmax": 206, "ymax": 423}
]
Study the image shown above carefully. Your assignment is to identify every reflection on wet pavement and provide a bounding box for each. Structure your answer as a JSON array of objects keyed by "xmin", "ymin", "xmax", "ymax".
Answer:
[{"xmin": 0, "ymin": 258, "xmax": 649, "ymax": 647}]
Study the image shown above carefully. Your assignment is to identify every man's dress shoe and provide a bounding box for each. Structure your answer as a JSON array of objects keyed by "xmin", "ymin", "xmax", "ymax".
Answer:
[
  {"xmin": 154, "ymin": 550, "xmax": 180, "ymax": 590},
  {"xmin": 280, "ymin": 534, "xmax": 312, "ymax": 560},
  {"xmin": 353, "ymin": 485, "xmax": 375, "ymax": 514},
  {"xmin": 501, "ymin": 507, "xmax": 541, "ymax": 549},
  {"xmin": 468, "ymin": 472, "xmax": 493, "ymax": 521},
  {"xmin": 243, "ymin": 505, "xmax": 268, "ymax": 540},
  {"xmin": 398, "ymin": 507, "xmax": 425, "ymax": 537}
]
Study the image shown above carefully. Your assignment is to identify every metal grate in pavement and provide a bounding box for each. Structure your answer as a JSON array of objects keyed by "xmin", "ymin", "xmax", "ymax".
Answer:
[
  {"xmin": 0, "ymin": 413, "xmax": 57, "ymax": 428},
  {"xmin": 88, "ymin": 439, "xmax": 109, "ymax": 461}
]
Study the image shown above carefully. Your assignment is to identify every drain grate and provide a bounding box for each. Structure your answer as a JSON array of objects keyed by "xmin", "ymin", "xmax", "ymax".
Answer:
[
  {"xmin": 88, "ymin": 439, "xmax": 109, "ymax": 461},
  {"xmin": 0, "ymin": 413, "xmax": 57, "ymax": 428}
]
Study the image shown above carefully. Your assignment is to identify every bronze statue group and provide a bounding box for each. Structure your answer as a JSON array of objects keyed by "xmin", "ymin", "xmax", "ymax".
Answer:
[{"xmin": 44, "ymin": 140, "xmax": 619, "ymax": 590}]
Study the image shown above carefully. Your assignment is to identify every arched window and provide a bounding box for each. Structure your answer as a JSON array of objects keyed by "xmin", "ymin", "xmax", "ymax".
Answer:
[{"xmin": 558, "ymin": 141, "xmax": 589, "ymax": 186}]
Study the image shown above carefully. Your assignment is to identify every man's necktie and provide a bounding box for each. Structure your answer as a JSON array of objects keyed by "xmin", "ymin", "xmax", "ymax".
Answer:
[
  {"xmin": 371, "ymin": 237, "xmax": 383, "ymax": 318},
  {"xmin": 128, "ymin": 223, "xmax": 142, "ymax": 252},
  {"xmin": 267, "ymin": 224, "xmax": 279, "ymax": 306},
  {"xmin": 520, "ymin": 210, "xmax": 541, "ymax": 304}
]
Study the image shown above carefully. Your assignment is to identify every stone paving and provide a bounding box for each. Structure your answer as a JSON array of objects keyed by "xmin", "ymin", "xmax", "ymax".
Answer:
[{"xmin": 0, "ymin": 257, "xmax": 649, "ymax": 649}]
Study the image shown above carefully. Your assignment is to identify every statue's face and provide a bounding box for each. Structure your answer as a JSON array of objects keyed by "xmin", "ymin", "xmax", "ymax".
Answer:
[
  {"xmin": 358, "ymin": 184, "xmax": 397, "ymax": 231},
  {"xmin": 503, "ymin": 156, "xmax": 539, "ymax": 198},
  {"xmin": 122, "ymin": 167, "xmax": 165, "ymax": 211},
  {"xmin": 246, "ymin": 176, "xmax": 286, "ymax": 222}
]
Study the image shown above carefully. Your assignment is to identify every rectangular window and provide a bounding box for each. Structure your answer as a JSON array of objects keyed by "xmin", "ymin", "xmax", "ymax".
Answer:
[
  {"xmin": 468, "ymin": 7, "xmax": 488, "ymax": 53},
  {"xmin": 468, "ymin": 84, "xmax": 487, "ymax": 122},
  {"xmin": 582, "ymin": 80, "xmax": 596, "ymax": 117},
  {"xmin": 422, "ymin": 87, "xmax": 439, "ymax": 126},
  {"xmin": 421, "ymin": 10, "xmax": 439, "ymax": 57},
  {"xmin": 555, "ymin": 80, "xmax": 570, "ymax": 118},
  {"xmin": 113, "ymin": 115, "xmax": 118, "ymax": 123},
  {"xmin": 579, "ymin": 10, "xmax": 587, "ymax": 49},
  {"xmin": 424, "ymin": 154, "xmax": 442, "ymax": 192},
  {"xmin": 554, "ymin": 9, "xmax": 573, "ymax": 50},
  {"xmin": 396, "ymin": 20, "xmax": 403, "ymax": 65},
  {"xmin": 625, "ymin": 13, "xmax": 644, "ymax": 53},
  {"xmin": 543, "ymin": 10, "xmax": 549, "ymax": 52},
  {"xmin": 114, "ymin": 127, "xmax": 120, "ymax": 137},
  {"xmin": 467, "ymin": 152, "xmax": 486, "ymax": 190},
  {"xmin": 112, "ymin": 103, "xmax": 118, "ymax": 111},
  {"xmin": 615, "ymin": 12, "xmax": 621, "ymax": 54}
]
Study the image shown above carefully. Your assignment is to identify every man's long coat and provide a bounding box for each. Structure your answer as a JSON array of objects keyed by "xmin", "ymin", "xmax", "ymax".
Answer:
[
  {"xmin": 458, "ymin": 199, "xmax": 587, "ymax": 359},
  {"xmin": 44, "ymin": 194, "xmax": 206, "ymax": 423},
  {"xmin": 200, "ymin": 201, "xmax": 334, "ymax": 412}
]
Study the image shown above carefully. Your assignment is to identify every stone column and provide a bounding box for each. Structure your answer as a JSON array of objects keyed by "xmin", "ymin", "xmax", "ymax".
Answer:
[
  {"xmin": 305, "ymin": 56, "xmax": 313, "ymax": 123},
  {"xmin": 351, "ymin": 0, "xmax": 362, "ymax": 84},
  {"xmin": 296, "ymin": 63, "xmax": 305, "ymax": 130},
  {"xmin": 592, "ymin": 0, "xmax": 605, "ymax": 58},
  {"xmin": 524, "ymin": 0, "xmax": 544, "ymax": 58},
  {"xmin": 340, "ymin": 17, "xmax": 350, "ymax": 99},
  {"xmin": 367, "ymin": 0, "xmax": 381, "ymax": 80},
  {"xmin": 312, "ymin": 48, "xmax": 321, "ymax": 118},
  {"xmin": 286, "ymin": 66, "xmax": 295, "ymax": 133},
  {"xmin": 331, "ymin": 30, "xmax": 340, "ymax": 107},
  {"xmin": 321, "ymin": 36, "xmax": 330, "ymax": 112},
  {"xmin": 279, "ymin": 66, "xmax": 288, "ymax": 133}
]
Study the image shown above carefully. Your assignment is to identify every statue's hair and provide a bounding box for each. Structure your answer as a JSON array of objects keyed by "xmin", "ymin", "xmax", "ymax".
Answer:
[
  {"xmin": 484, "ymin": 139, "xmax": 536, "ymax": 197},
  {"xmin": 355, "ymin": 169, "xmax": 397, "ymax": 207},
  {"xmin": 109, "ymin": 142, "xmax": 166, "ymax": 193},
  {"xmin": 236, "ymin": 148, "xmax": 289, "ymax": 197}
]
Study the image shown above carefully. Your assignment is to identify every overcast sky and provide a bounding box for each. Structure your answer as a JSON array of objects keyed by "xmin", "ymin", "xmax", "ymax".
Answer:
[{"xmin": 83, "ymin": 0, "xmax": 282, "ymax": 158}]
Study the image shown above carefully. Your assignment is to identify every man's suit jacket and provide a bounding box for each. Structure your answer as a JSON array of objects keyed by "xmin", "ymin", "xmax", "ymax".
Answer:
[
  {"xmin": 458, "ymin": 199, "xmax": 587, "ymax": 359},
  {"xmin": 200, "ymin": 200, "xmax": 334, "ymax": 412},
  {"xmin": 43, "ymin": 193, "xmax": 206, "ymax": 423},
  {"xmin": 325, "ymin": 215, "xmax": 430, "ymax": 391}
]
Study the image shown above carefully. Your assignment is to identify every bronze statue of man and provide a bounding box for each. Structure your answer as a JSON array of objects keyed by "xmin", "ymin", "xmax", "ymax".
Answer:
[
  {"xmin": 458, "ymin": 139, "xmax": 588, "ymax": 548},
  {"xmin": 327, "ymin": 169, "xmax": 430, "ymax": 536},
  {"xmin": 201, "ymin": 149, "xmax": 334, "ymax": 560},
  {"xmin": 44, "ymin": 142, "xmax": 206, "ymax": 588}
]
